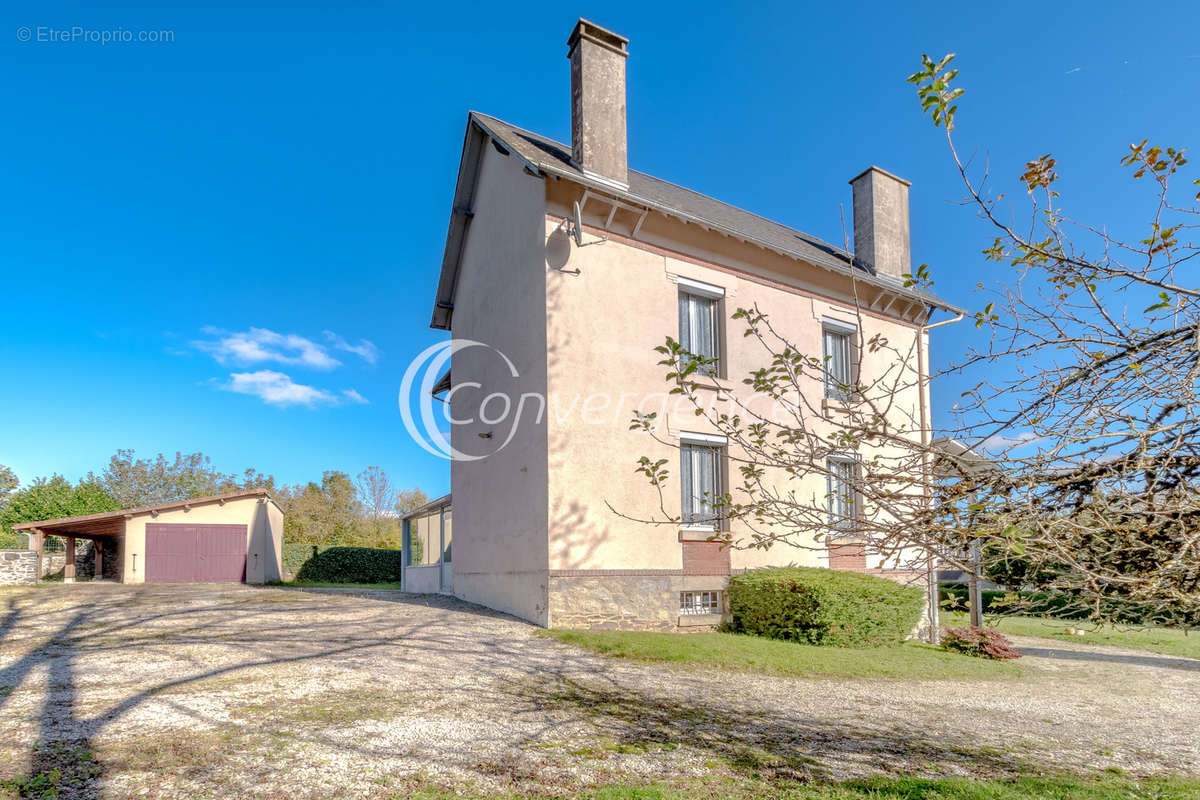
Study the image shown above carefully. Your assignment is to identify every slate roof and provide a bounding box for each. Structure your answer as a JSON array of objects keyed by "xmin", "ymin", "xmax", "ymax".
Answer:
[
  {"xmin": 432, "ymin": 112, "xmax": 962, "ymax": 329},
  {"xmin": 471, "ymin": 112, "xmax": 961, "ymax": 311}
]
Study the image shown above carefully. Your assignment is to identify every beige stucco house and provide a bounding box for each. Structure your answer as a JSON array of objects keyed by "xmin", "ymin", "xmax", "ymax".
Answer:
[
  {"xmin": 406, "ymin": 20, "xmax": 963, "ymax": 629},
  {"xmin": 13, "ymin": 490, "xmax": 283, "ymax": 584}
]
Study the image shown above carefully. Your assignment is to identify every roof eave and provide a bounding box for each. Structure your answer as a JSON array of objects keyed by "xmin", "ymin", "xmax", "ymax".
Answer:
[
  {"xmin": 430, "ymin": 113, "xmax": 546, "ymax": 331},
  {"xmin": 400, "ymin": 493, "xmax": 452, "ymax": 520},
  {"xmin": 11, "ymin": 490, "xmax": 277, "ymax": 530},
  {"xmin": 535, "ymin": 161, "xmax": 963, "ymax": 317}
]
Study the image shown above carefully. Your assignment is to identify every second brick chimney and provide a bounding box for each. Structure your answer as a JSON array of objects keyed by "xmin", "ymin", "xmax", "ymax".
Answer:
[
  {"xmin": 849, "ymin": 166, "xmax": 911, "ymax": 280},
  {"xmin": 567, "ymin": 19, "xmax": 629, "ymax": 187}
]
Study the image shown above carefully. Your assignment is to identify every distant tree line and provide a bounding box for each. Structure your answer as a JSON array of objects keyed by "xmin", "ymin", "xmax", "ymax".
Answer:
[{"xmin": 0, "ymin": 452, "xmax": 429, "ymax": 551}]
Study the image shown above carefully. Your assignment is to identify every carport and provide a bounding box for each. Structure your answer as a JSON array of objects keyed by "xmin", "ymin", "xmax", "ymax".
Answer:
[{"xmin": 13, "ymin": 490, "xmax": 284, "ymax": 584}]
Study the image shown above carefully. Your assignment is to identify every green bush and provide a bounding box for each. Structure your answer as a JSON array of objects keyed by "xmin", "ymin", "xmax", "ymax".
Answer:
[
  {"xmin": 282, "ymin": 543, "xmax": 320, "ymax": 578},
  {"xmin": 938, "ymin": 584, "xmax": 1010, "ymax": 614},
  {"xmin": 726, "ymin": 567, "xmax": 925, "ymax": 647},
  {"xmin": 939, "ymin": 582, "xmax": 1199, "ymax": 627},
  {"xmin": 291, "ymin": 546, "xmax": 403, "ymax": 584}
]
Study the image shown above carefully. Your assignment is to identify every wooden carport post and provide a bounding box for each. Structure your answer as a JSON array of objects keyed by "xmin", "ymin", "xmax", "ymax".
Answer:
[
  {"xmin": 30, "ymin": 528, "xmax": 44, "ymax": 580},
  {"xmin": 94, "ymin": 540, "xmax": 104, "ymax": 579},
  {"xmin": 64, "ymin": 536, "xmax": 76, "ymax": 583}
]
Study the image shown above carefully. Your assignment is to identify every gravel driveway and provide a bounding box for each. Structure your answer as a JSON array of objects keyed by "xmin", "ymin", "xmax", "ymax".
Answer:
[{"xmin": 0, "ymin": 584, "xmax": 1197, "ymax": 799}]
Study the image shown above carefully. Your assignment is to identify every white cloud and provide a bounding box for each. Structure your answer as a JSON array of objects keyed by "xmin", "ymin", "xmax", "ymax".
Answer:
[
  {"xmin": 194, "ymin": 327, "xmax": 341, "ymax": 370},
  {"xmin": 980, "ymin": 430, "xmax": 1044, "ymax": 451},
  {"xmin": 324, "ymin": 331, "xmax": 380, "ymax": 365},
  {"xmin": 222, "ymin": 370, "xmax": 340, "ymax": 408},
  {"xmin": 341, "ymin": 389, "xmax": 369, "ymax": 405}
]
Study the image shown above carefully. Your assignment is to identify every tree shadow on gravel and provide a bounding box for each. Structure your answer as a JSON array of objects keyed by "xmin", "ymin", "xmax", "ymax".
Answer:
[
  {"xmin": 0, "ymin": 586, "xmax": 466, "ymax": 799},
  {"xmin": 509, "ymin": 673, "xmax": 1035, "ymax": 784}
]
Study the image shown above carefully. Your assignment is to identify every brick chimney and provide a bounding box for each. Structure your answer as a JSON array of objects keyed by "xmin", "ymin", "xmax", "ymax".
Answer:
[
  {"xmin": 849, "ymin": 166, "xmax": 911, "ymax": 279},
  {"xmin": 567, "ymin": 19, "xmax": 629, "ymax": 187}
]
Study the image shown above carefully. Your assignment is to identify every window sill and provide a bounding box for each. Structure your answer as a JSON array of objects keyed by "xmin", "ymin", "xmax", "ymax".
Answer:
[
  {"xmin": 677, "ymin": 612, "xmax": 725, "ymax": 628},
  {"xmin": 679, "ymin": 526, "xmax": 721, "ymax": 542},
  {"xmin": 826, "ymin": 528, "xmax": 862, "ymax": 540},
  {"xmin": 684, "ymin": 374, "xmax": 733, "ymax": 393},
  {"xmin": 822, "ymin": 396, "xmax": 853, "ymax": 413}
]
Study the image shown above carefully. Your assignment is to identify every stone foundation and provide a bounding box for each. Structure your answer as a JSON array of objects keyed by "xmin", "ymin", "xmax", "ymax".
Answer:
[
  {"xmin": 547, "ymin": 573, "xmax": 732, "ymax": 630},
  {"xmin": 0, "ymin": 551, "xmax": 39, "ymax": 585},
  {"xmin": 547, "ymin": 567, "xmax": 932, "ymax": 632},
  {"xmin": 549, "ymin": 575, "xmax": 676, "ymax": 630}
]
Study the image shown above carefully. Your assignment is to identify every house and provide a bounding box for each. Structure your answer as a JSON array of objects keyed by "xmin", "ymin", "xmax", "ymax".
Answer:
[
  {"xmin": 404, "ymin": 19, "xmax": 962, "ymax": 629},
  {"xmin": 11, "ymin": 491, "xmax": 283, "ymax": 584}
]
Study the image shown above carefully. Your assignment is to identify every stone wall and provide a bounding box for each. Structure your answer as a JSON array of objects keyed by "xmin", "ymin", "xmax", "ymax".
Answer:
[
  {"xmin": 548, "ymin": 574, "xmax": 733, "ymax": 631},
  {"xmin": 548, "ymin": 575, "xmax": 676, "ymax": 630},
  {"xmin": 75, "ymin": 541, "xmax": 120, "ymax": 580},
  {"xmin": 0, "ymin": 550, "xmax": 39, "ymax": 585},
  {"xmin": 42, "ymin": 552, "xmax": 66, "ymax": 575},
  {"xmin": 40, "ymin": 541, "xmax": 116, "ymax": 581}
]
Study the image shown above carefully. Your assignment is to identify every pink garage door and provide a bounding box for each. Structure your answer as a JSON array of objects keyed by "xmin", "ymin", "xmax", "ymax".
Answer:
[{"xmin": 145, "ymin": 523, "xmax": 248, "ymax": 583}]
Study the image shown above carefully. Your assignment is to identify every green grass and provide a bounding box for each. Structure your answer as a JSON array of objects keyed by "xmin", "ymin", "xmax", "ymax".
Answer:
[
  {"xmin": 396, "ymin": 774, "xmax": 1200, "ymax": 799},
  {"xmin": 539, "ymin": 629, "xmax": 1024, "ymax": 680},
  {"xmin": 268, "ymin": 580, "xmax": 405, "ymax": 590},
  {"xmin": 943, "ymin": 611, "xmax": 1200, "ymax": 660}
]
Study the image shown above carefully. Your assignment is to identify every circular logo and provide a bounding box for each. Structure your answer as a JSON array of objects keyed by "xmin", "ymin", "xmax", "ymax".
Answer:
[
  {"xmin": 16, "ymin": 26, "xmax": 32, "ymax": 42},
  {"xmin": 398, "ymin": 339, "xmax": 520, "ymax": 461}
]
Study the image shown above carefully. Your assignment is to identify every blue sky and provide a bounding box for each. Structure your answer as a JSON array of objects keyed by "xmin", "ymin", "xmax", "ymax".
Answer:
[{"xmin": 2, "ymin": 1, "xmax": 1197, "ymax": 494}]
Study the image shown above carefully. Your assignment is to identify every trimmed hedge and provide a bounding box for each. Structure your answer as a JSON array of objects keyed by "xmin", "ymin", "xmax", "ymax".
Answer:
[
  {"xmin": 726, "ymin": 567, "xmax": 925, "ymax": 647},
  {"xmin": 939, "ymin": 583, "xmax": 1200, "ymax": 627},
  {"xmin": 289, "ymin": 545, "xmax": 404, "ymax": 584}
]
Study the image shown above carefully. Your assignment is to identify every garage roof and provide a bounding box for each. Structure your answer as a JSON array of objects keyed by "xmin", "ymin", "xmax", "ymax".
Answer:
[{"xmin": 12, "ymin": 490, "xmax": 277, "ymax": 537}]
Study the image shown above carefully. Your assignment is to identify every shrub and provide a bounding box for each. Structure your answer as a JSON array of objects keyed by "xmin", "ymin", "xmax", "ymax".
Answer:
[
  {"xmin": 938, "ymin": 585, "xmax": 1012, "ymax": 613},
  {"xmin": 725, "ymin": 567, "xmax": 925, "ymax": 647},
  {"xmin": 941, "ymin": 626, "xmax": 1022, "ymax": 659},
  {"xmin": 292, "ymin": 546, "xmax": 403, "ymax": 584}
]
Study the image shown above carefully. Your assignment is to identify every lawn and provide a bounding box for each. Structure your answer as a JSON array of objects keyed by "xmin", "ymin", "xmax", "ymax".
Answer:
[
  {"xmin": 540, "ymin": 629, "xmax": 1024, "ymax": 679},
  {"xmin": 399, "ymin": 774, "xmax": 1200, "ymax": 799},
  {"xmin": 943, "ymin": 611, "xmax": 1200, "ymax": 660}
]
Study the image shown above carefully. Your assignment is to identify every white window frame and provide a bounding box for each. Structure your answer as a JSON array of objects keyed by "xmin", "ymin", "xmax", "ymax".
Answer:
[
  {"xmin": 822, "ymin": 318, "xmax": 857, "ymax": 401},
  {"xmin": 680, "ymin": 431, "xmax": 727, "ymax": 530},
  {"xmin": 680, "ymin": 590, "xmax": 725, "ymax": 615},
  {"xmin": 827, "ymin": 455, "xmax": 860, "ymax": 532},
  {"xmin": 678, "ymin": 280, "xmax": 724, "ymax": 378}
]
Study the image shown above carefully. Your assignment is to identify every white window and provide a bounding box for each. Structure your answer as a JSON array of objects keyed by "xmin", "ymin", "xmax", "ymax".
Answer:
[
  {"xmin": 680, "ymin": 437, "xmax": 724, "ymax": 528},
  {"xmin": 827, "ymin": 457, "xmax": 859, "ymax": 530},
  {"xmin": 678, "ymin": 280, "xmax": 722, "ymax": 377},
  {"xmin": 822, "ymin": 319, "xmax": 856, "ymax": 400},
  {"xmin": 680, "ymin": 590, "xmax": 724, "ymax": 615}
]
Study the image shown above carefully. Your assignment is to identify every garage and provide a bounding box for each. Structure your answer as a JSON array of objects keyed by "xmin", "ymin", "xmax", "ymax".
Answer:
[
  {"xmin": 146, "ymin": 523, "xmax": 249, "ymax": 583},
  {"xmin": 13, "ymin": 490, "xmax": 284, "ymax": 585}
]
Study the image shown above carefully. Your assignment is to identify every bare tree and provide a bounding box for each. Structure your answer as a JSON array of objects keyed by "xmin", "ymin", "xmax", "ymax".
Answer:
[
  {"xmin": 356, "ymin": 466, "xmax": 398, "ymax": 540},
  {"xmin": 621, "ymin": 54, "xmax": 1200, "ymax": 629},
  {"xmin": 908, "ymin": 53, "xmax": 1200, "ymax": 625}
]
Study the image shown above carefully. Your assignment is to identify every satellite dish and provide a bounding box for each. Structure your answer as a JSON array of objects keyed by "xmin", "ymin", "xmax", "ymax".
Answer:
[{"xmin": 571, "ymin": 200, "xmax": 584, "ymax": 247}]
